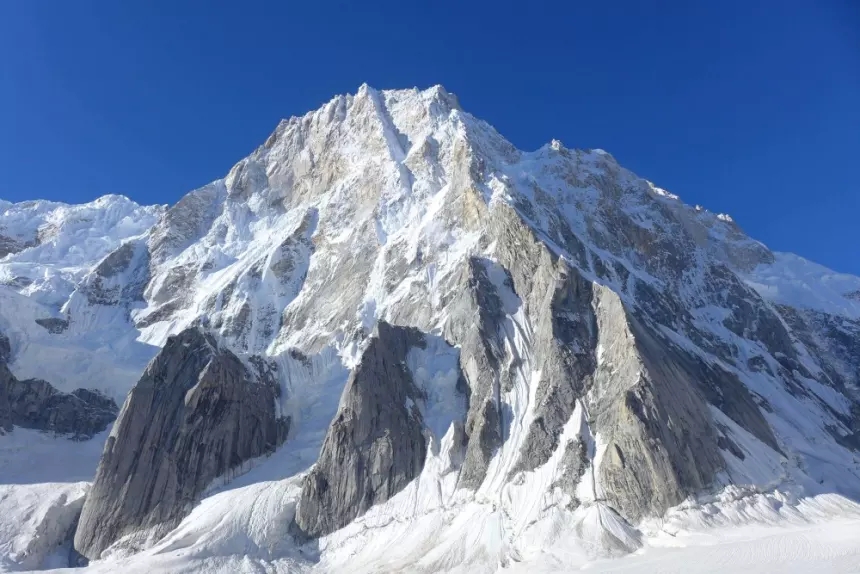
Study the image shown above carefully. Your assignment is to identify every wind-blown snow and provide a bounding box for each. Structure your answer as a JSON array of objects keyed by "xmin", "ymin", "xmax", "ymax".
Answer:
[{"xmin": 745, "ymin": 252, "xmax": 860, "ymax": 319}]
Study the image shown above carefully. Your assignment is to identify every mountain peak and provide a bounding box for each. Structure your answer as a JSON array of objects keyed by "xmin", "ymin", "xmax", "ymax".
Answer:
[{"xmin": 2, "ymin": 85, "xmax": 860, "ymax": 573}]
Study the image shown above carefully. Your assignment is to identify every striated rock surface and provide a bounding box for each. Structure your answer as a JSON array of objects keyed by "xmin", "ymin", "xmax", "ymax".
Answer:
[
  {"xmin": 443, "ymin": 257, "xmax": 507, "ymax": 489},
  {"xmin": 587, "ymin": 291, "xmax": 725, "ymax": 521},
  {"xmin": 293, "ymin": 322, "xmax": 431, "ymax": 538},
  {"xmin": 73, "ymin": 327, "xmax": 289, "ymax": 560}
]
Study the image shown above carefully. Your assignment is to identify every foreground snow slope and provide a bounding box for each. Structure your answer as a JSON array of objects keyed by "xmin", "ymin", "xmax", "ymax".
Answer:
[
  {"xmin": 2, "ymin": 84, "xmax": 860, "ymax": 572},
  {"xmin": 0, "ymin": 429, "xmax": 106, "ymax": 571},
  {"xmin": 31, "ymin": 485, "xmax": 860, "ymax": 574}
]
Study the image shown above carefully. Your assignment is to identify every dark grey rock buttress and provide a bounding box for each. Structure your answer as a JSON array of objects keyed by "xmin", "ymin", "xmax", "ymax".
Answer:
[
  {"xmin": 73, "ymin": 327, "xmax": 289, "ymax": 560},
  {"xmin": 292, "ymin": 322, "xmax": 430, "ymax": 539}
]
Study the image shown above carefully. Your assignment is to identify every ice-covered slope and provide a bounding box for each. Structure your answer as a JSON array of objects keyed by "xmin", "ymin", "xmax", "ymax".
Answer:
[
  {"xmin": 2, "ymin": 84, "xmax": 860, "ymax": 572},
  {"xmin": 0, "ymin": 196, "xmax": 163, "ymax": 399},
  {"xmin": 0, "ymin": 195, "xmax": 163, "ymax": 306}
]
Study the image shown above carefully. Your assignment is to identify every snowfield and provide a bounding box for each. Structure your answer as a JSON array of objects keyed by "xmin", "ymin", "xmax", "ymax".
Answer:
[
  {"xmin": 9, "ymin": 434, "xmax": 859, "ymax": 574},
  {"xmin": 28, "ymin": 483, "xmax": 860, "ymax": 573},
  {"xmin": 0, "ymin": 429, "xmax": 106, "ymax": 571}
]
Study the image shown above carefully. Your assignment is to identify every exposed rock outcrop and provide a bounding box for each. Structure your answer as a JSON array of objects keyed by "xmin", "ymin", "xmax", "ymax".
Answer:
[
  {"xmin": 0, "ymin": 330, "xmax": 115, "ymax": 437},
  {"xmin": 292, "ymin": 322, "xmax": 430, "ymax": 539},
  {"xmin": 0, "ymin": 363, "xmax": 12, "ymax": 435},
  {"xmin": 34, "ymin": 316, "xmax": 70, "ymax": 334},
  {"xmin": 0, "ymin": 234, "xmax": 28, "ymax": 258},
  {"xmin": 73, "ymin": 327, "xmax": 289, "ymax": 560},
  {"xmin": 7, "ymin": 379, "xmax": 117, "ymax": 439},
  {"xmin": 80, "ymin": 239, "xmax": 152, "ymax": 308},
  {"xmin": 0, "ymin": 331, "xmax": 10, "ymax": 364},
  {"xmin": 588, "ymin": 290, "xmax": 725, "ymax": 521},
  {"xmin": 451, "ymin": 208, "xmax": 740, "ymax": 522},
  {"xmin": 442, "ymin": 258, "xmax": 507, "ymax": 490}
]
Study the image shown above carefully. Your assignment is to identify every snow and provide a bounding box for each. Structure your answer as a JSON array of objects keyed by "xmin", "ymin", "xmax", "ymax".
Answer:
[
  {"xmin": 406, "ymin": 334, "xmax": 465, "ymax": 446},
  {"xmin": 0, "ymin": 428, "xmax": 106, "ymax": 571},
  {"xmin": 0, "ymin": 195, "xmax": 162, "ymax": 399},
  {"xmin": 0, "ymin": 428, "xmax": 106, "ymax": 485},
  {"xmin": 745, "ymin": 252, "xmax": 860, "ymax": 319},
  {"xmin": 28, "ymin": 485, "xmax": 860, "ymax": 573},
  {"xmin": 0, "ymin": 482, "xmax": 87, "ymax": 571},
  {"xmin": 0, "ymin": 195, "xmax": 162, "ymax": 308},
  {"xmin": 545, "ymin": 518, "xmax": 860, "ymax": 573},
  {"xmin": 0, "ymin": 285, "xmax": 157, "ymax": 401}
]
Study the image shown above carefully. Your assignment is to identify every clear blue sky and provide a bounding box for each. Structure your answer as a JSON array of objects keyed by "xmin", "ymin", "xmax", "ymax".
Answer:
[{"xmin": 1, "ymin": 1, "xmax": 858, "ymax": 273}]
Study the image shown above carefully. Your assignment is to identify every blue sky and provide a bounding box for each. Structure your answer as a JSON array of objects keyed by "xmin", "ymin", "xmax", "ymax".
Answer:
[{"xmin": 1, "ymin": 1, "xmax": 858, "ymax": 273}]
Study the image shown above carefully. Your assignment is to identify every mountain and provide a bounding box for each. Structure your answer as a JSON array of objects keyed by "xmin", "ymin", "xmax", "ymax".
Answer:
[{"xmin": 2, "ymin": 85, "xmax": 860, "ymax": 573}]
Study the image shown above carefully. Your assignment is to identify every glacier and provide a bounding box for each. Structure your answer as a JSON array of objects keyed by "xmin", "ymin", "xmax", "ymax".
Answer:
[{"xmin": 1, "ymin": 84, "xmax": 860, "ymax": 572}]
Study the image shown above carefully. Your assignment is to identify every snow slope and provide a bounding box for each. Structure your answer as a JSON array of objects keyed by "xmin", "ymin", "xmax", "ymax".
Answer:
[
  {"xmin": 0, "ymin": 196, "xmax": 162, "ymax": 307},
  {"xmin": 2, "ymin": 85, "xmax": 860, "ymax": 572},
  {"xmin": 0, "ymin": 429, "xmax": 107, "ymax": 571},
  {"xmin": 0, "ymin": 196, "xmax": 162, "ymax": 399},
  {"xmin": 33, "ymin": 488, "xmax": 860, "ymax": 573}
]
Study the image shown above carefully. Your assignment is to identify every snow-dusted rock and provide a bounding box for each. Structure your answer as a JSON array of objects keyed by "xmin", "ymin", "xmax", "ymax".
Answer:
[
  {"xmin": 293, "ymin": 322, "xmax": 437, "ymax": 538},
  {"xmin": 0, "ymin": 327, "xmax": 116, "ymax": 438}
]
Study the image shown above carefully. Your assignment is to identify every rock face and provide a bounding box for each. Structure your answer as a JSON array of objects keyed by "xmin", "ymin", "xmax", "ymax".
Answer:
[
  {"xmin": 432, "ymin": 208, "xmax": 755, "ymax": 522},
  {"xmin": 444, "ymin": 257, "xmax": 507, "ymax": 490},
  {"xmin": 0, "ymin": 332, "xmax": 11, "ymax": 433},
  {"xmin": 0, "ymin": 330, "xmax": 116, "ymax": 438},
  {"xmin": 80, "ymin": 239, "xmax": 152, "ymax": 307},
  {"xmin": 0, "ymin": 234, "xmax": 24, "ymax": 258},
  {"xmin": 73, "ymin": 327, "xmax": 289, "ymax": 560},
  {"xmin": 0, "ymin": 364, "xmax": 12, "ymax": 435},
  {"xmin": 293, "ymin": 322, "xmax": 430, "ymax": 538},
  {"xmin": 7, "ymin": 379, "xmax": 117, "ymax": 439},
  {"xmin": 0, "ymin": 331, "xmax": 10, "ymax": 364},
  {"xmin": 587, "ymin": 294, "xmax": 725, "ymax": 521},
  {"xmin": 34, "ymin": 316, "xmax": 70, "ymax": 334}
]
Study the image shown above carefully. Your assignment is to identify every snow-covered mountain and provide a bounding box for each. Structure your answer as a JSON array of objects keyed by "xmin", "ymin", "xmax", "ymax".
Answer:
[{"xmin": 3, "ymin": 85, "xmax": 860, "ymax": 573}]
